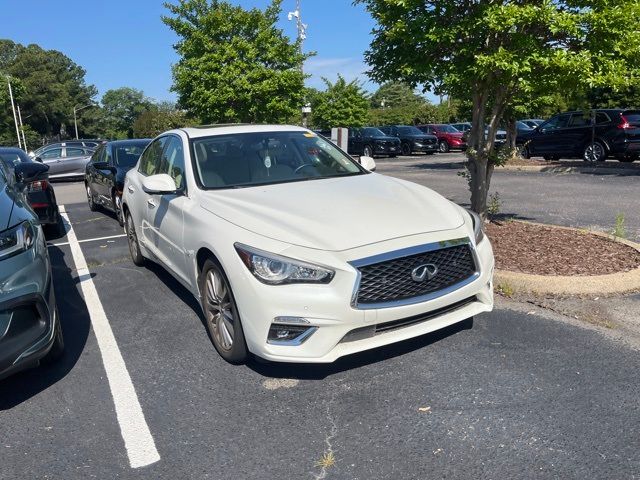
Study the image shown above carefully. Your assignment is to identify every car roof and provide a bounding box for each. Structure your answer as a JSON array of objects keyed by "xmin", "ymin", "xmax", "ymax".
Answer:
[
  {"xmin": 0, "ymin": 147, "xmax": 25, "ymax": 153},
  {"xmin": 108, "ymin": 139, "xmax": 152, "ymax": 147},
  {"xmin": 179, "ymin": 124, "xmax": 309, "ymax": 139}
]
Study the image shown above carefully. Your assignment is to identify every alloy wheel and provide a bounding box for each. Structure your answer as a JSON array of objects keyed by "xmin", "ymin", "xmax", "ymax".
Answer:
[
  {"xmin": 205, "ymin": 269, "xmax": 235, "ymax": 351},
  {"xmin": 439, "ymin": 141, "xmax": 449, "ymax": 153},
  {"xmin": 584, "ymin": 142, "xmax": 605, "ymax": 162},
  {"xmin": 363, "ymin": 145, "xmax": 373, "ymax": 157},
  {"xmin": 86, "ymin": 185, "xmax": 96, "ymax": 210}
]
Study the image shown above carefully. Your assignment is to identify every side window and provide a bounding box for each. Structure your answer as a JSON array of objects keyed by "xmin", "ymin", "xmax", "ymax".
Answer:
[
  {"xmin": 104, "ymin": 146, "xmax": 113, "ymax": 165},
  {"xmin": 542, "ymin": 114, "xmax": 570, "ymax": 131},
  {"xmin": 595, "ymin": 112, "xmax": 610, "ymax": 124},
  {"xmin": 40, "ymin": 148, "xmax": 62, "ymax": 159},
  {"xmin": 568, "ymin": 114, "xmax": 588, "ymax": 127},
  {"xmin": 138, "ymin": 137, "xmax": 168, "ymax": 177},
  {"xmin": 159, "ymin": 136, "xmax": 185, "ymax": 189},
  {"xmin": 65, "ymin": 147, "xmax": 86, "ymax": 158}
]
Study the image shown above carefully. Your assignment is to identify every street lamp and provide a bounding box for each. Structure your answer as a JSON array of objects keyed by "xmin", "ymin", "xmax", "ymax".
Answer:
[{"xmin": 73, "ymin": 103, "xmax": 94, "ymax": 139}]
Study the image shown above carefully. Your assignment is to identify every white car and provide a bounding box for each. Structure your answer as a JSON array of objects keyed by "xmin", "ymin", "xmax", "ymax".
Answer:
[{"xmin": 122, "ymin": 125, "xmax": 494, "ymax": 363}]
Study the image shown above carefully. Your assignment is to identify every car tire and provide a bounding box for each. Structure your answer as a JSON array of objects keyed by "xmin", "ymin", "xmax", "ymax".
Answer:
[
  {"xmin": 363, "ymin": 145, "xmax": 373, "ymax": 157},
  {"xmin": 86, "ymin": 184, "xmax": 97, "ymax": 211},
  {"xmin": 389, "ymin": 154, "xmax": 397, "ymax": 158},
  {"xmin": 44, "ymin": 212, "xmax": 64, "ymax": 237},
  {"xmin": 199, "ymin": 258, "xmax": 248, "ymax": 364},
  {"xmin": 113, "ymin": 192, "xmax": 124, "ymax": 227},
  {"xmin": 439, "ymin": 141, "xmax": 450, "ymax": 153},
  {"xmin": 583, "ymin": 141, "xmax": 607, "ymax": 162},
  {"xmin": 401, "ymin": 143, "xmax": 412, "ymax": 156},
  {"xmin": 125, "ymin": 211, "xmax": 145, "ymax": 266},
  {"xmin": 42, "ymin": 310, "xmax": 64, "ymax": 364},
  {"xmin": 517, "ymin": 144, "xmax": 530, "ymax": 159}
]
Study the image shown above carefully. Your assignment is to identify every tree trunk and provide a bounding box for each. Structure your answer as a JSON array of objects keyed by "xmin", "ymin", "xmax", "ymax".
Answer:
[{"xmin": 506, "ymin": 116, "xmax": 516, "ymax": 150}]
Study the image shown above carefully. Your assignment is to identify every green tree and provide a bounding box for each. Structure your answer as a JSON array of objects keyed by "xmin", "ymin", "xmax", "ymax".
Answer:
[
  {"xmin": 370, "ymin": 81, "xmax": 425, "ymax": 109},
  {"xmin": 101, "ymin": 87, "xmax": 153, "ymax": 138},
  {"xmin": 132, "ymin": 109, "xmax": 191, "ymax": 138},
  {"xmin": 0, "ymin": 40, "xmax": 97, "ymax": 138},
  {"xmin": 358, "ymin": 0, "xmax": 640, "ymax": 215},
  {"xmin": 311, "ymin": 75, "xmax": 369, "ymax": 129},
  {"xmin": 163, "ymin": 0, "xmax": 308, "ymax": 124}
]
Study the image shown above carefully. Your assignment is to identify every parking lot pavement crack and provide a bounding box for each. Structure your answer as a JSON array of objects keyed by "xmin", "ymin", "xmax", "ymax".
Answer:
[{"xmin": 312, "ymin": 393, "xmax": 339, "ymax": 480}]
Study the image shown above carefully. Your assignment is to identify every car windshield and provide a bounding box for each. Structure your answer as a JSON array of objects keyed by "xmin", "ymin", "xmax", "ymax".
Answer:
[
  {"xmin": 398, "ymin": 126, "xmax": 424, "ymax": 135},
  {"xmin": 193, "ymin": 131, "xmax": 365, "ymax": 189},
  {"xmin": 363, "ymin": 128, "xmax": 386, "ymax": 137},
  {"xmin": 114, "ymin": 141, "xmax": 149, "ymax": 167}
]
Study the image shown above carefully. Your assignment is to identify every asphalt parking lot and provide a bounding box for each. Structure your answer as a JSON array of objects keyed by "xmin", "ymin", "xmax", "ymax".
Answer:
[{"xmin": 2, "ymin": 155, "xmax": 639, "ymax": 479}]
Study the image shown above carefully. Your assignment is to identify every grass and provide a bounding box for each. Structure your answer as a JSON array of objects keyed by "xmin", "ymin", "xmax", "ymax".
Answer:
[
  {"xmin": 497, "ymin": 282, "xmax": 515, "ymax": 298},
  {"xmin": 315, "ymin": 451, "xmax": 336, "ymax": 469},
  {"xmin": 611, "ymin": 213, "xmax": 627, "ymax": 241}
]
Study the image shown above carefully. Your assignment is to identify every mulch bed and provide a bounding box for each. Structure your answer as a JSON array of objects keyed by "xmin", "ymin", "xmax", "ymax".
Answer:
[{"xmin": 485, "ymin": 221, "xmax": 640, "ymax": 276}]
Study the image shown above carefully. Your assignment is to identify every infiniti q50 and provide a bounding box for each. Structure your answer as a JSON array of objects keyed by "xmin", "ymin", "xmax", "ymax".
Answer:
[{"xmin": 122, "ymin": 125, "xmax": 494, "ymax": 363}]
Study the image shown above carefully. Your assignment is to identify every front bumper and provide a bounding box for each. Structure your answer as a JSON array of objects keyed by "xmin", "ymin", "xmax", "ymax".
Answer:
[
  {"xmin": 373, "ymin": 143, "xmax": 401, "ymax": 155},
  {"xmin": 231, "ymin": 229, "xmax": 494, "ymax": 363},
  {"xmin": 412, "ymin": 142, "xmax": 439, "ymax": 153},
  {"xmin": 0, "ymin": 226, "xmax": 57, "ymax": 380}
]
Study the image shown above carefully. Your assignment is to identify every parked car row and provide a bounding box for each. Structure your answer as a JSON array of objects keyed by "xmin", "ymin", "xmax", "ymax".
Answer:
[
  {"xmin": 78, "ymin": 125, "xmax": 494, "ymax": 365},
  {"xmin": 26, "ymin": 139, "xmax": 106, "ymax": 180}
]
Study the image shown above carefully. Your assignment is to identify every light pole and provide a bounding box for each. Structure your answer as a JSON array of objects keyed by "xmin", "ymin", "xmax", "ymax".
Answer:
[
  {"xmin": 288, "ymin": 0, "xmax": 309, "ymax": 126},
  {"xmin": 6, "ymin": 76, "xmax": 22, "ymax": 149},
  {"xmin": 73, "ymin": 103, "xmax": 94, "ymax": 139}
]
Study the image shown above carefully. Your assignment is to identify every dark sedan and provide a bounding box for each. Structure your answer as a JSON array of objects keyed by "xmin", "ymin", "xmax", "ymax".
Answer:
[
  {"xmin": 0, "ymin": 159, "xmax": 64, "ymax": 380},
  {"xmin": 0, "ymin": 147, "xmax": 62, "ymax": 235},
  {"xmin": 85, "ymin": 139, "xmax": 151, "ymax": 226},
  {"xmin": 348, "ymin": 127, "xmax": 401, "ymax": 157},
  {"xmin": 378, "ymin": 125, "xmax": 439, "ymax": 155}
]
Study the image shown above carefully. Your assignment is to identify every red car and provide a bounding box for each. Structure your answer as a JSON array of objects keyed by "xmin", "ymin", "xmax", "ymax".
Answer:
[{"xmin": 417, "ymin": 124, "xmax": 466, "ymax": 153}]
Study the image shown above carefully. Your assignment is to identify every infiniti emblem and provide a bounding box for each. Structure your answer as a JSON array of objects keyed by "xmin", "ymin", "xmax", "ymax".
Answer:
[{"xmin": 411, "ymin": 263, "xmax": 438, "ymax": 282}]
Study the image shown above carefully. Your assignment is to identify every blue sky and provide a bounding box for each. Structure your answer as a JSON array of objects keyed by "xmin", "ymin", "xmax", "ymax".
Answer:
[{"xmin": 1, "ymin": 0, "xmax": 378, "ymax": 102}]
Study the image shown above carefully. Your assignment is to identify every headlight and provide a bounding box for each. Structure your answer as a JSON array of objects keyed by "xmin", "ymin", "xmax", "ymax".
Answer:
[
  {"xmin": 466, "ymin": 209, "xmax": 486, "ymax": 244},
  {"xmin": 235, "ymin": 244, "xmax": 335, "ymax": 285},
  {"xmin": 0, "ymin": 221, "xmax": 36, "ymax": 260}
]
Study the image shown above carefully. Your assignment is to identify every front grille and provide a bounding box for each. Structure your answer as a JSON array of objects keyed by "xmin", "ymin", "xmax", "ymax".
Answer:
[{"xmin": 354, "ymin": 244, "xmax": 477, "ymax": 307}]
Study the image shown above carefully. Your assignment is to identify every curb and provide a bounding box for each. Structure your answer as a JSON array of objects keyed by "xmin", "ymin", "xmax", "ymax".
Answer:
[
  {"xmin": 493, "ymin": 221, "xmax": 640, "ymax": 296},
  {"xmin": 497, "ymin": 164, "xmax": 640, "ymax": 175}
]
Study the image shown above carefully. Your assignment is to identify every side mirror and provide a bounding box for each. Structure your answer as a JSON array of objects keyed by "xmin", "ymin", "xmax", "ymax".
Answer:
[
  {"xmin": 15, "ymin": 162, "xmax": 49, "ymax": 185},
  {"xmin": 34, "ymin": 156, "xmax": 43, "ymax": 163},
  {"xmin": 141, "ymin": 173, "xmax": 177, "ymax": 195},
  {"xmin": 360, "ymin": 155, "xmax": 377, "ymax": 172},
  {"xmin": 93, "ymin": 161, "xmax": 116, "ymax": 173}
]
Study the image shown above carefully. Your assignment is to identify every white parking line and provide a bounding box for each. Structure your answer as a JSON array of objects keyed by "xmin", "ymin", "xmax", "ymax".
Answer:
[
  {"xmin": 58, "ymin": 206, "xmax": 160, "ymax": 469},
  {"xmin": 48, "ymin": 233, "xmax": 127, "ymax": 248}
]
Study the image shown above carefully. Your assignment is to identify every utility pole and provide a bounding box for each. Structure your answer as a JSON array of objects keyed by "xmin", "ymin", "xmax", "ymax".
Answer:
[
  {"xmin": 73, "ymin": 103, "xmax": 93, "ymax": 139},
  {"xmin": 17, "ymin": 105, "xmax": 27, "ymax": 151},
  {"xmin": 288, "ymin": 0, "xmax": 309, "ymax": 127},
  {"xmin": 6, "ymin": 76, "xmax": 22, "ymax": 149}
]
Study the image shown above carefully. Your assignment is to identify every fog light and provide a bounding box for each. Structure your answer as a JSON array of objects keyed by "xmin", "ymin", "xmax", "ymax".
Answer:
[{"xmin": 267, "ymin": 323, "xmax": 317, "ymax": 345}]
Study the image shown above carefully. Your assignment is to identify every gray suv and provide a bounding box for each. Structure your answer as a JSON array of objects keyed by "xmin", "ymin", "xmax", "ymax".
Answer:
[{"xmin": 0, "ymin": 159, "xmax": 64, "ymax": 380}]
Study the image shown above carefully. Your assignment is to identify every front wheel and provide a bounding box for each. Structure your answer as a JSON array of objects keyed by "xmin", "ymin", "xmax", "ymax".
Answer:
[
  {"xmin": 517, "ymin": 144, "xmax": 530, "ymax": 159},
  {"xmin": 401, "ymin": 143, "xmax": 412, "ymax": 156},
  {"xmin": 439, "ymin": 141, "xmax": 450, "ymax": 153},
  {"xmin": 200, "ymin": 259, "xmax": 248, "ymax": 363},
  {"xmin": 363, "ymin": 145, "xmax": 373, "ymax": 157},
  {"xmin": 86, "ymin": 184, "xmax": 97, "ymax": 211},
  {"xmin": 126, "ymin": 212, "xmax": 145, "ymax": 266},
  {"xmin": 113, "ymin": 192, "xmax": 124, "ymax": 227},
  {"xmin": 583, "ymin": 141, "xmax": 607, "ymax": 162}
]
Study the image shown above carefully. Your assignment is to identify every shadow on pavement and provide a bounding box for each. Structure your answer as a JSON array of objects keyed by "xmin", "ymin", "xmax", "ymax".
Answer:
[{"xmin": 0, "ymin": 247, "xmax": 91, "ymax": 409}]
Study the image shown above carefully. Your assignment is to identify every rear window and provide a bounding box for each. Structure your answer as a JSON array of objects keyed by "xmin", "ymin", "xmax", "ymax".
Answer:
[
  {"xmin": 622, "ymin": 111, "xmax": 640, "ymax": 124},
  {"xmin": 115, "ymin": 142, "xmax": 149, "ymax": 167}
]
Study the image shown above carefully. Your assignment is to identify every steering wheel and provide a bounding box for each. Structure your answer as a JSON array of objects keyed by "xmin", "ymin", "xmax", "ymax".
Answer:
[{"xmin": 294, "ymin": 163, "xmax": 316, "ymax": 175}]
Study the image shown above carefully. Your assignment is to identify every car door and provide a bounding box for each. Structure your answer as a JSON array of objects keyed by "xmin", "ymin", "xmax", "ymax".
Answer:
[
  {"xmin": 62, "ymin": 147, "xmax": 92, "ymax": 177},
  {"xmin": 348, "ymin": 128, "xmax": 363, "ymax": 154},
  {"xmin": 140, "ymin": 135, "xmax": 189, "ymax": 283},
  {"xmin": 94, "ymin": 145, "xmax": 115, "ymax": 204},
  {"xmin": 562, "ymin": 113, "xmax": 592, "ymax": 156},
  {"xmin": 39, "ymin": 148, "xmax": 63, "ymax": 176},
  {"xmin": 529, "ymin": 114, "xmax": 570, "ymax": 156}
]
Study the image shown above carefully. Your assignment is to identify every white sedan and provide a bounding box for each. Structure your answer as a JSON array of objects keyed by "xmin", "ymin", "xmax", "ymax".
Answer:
[{"xmin": 122, "ymin": 125, "xmax": 494, "ymax": 363}]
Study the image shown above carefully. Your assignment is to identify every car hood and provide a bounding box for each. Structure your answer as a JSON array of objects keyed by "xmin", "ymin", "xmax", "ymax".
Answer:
[
  {"xmin": 372, "ymin": 136, "xmax": 400, "ymax": 142},
  {"xmin": 406, "ymin": 134, "xmax": 436, "ymax": 141},
  {"xmin": 200, "ymin": 174, "xmax": 465, "ymax": 251}
]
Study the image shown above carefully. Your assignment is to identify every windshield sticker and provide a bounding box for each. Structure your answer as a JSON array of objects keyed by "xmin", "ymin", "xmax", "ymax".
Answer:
[{"xmin": 264, "ymin": 155, "xmax": 272, "ymax": 169}]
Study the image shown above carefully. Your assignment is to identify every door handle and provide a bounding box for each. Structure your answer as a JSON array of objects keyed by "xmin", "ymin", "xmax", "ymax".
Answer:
[
  {"xmin": 147, "ymin": 199, "xmax": 156, "ymax": 208},
  {"xmin": 128, "ymin": 185, "xmax": 135, "ymax": 193}
]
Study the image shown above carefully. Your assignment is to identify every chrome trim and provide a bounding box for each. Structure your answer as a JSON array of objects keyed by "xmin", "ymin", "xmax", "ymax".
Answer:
[
  {"xmin": 348, "ymin": 237, "xmax": 480, "ymax": 310},
  {"xmin": 273, "ymin": 316, "xmax": 310, "ymax": 325},
  {"xmin": 267, "ymin": 326, "xmax": 318, "ymax": 346}
]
